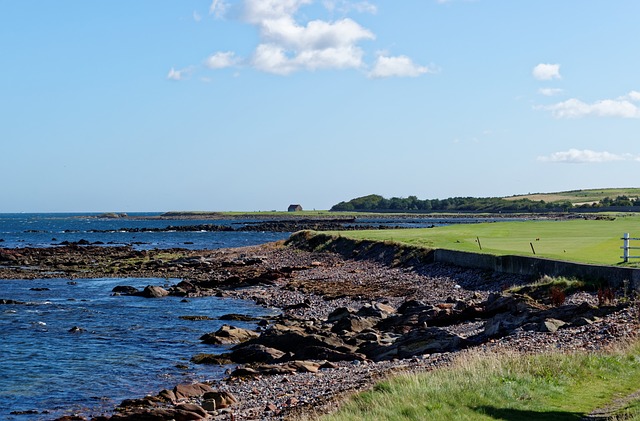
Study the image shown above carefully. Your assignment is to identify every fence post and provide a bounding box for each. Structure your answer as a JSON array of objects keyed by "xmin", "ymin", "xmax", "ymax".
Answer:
[{"xmin": 623, "ymin": 233, "xmax": 630, "ymax": 263}]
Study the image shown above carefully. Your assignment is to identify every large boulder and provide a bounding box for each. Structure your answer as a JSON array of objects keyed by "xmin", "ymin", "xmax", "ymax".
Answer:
[{"xmin": 140, "ymin": 285, "xmax": 169, "ymax": 298}]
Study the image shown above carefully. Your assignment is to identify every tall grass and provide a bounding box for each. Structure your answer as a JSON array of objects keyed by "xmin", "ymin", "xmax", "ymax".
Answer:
[{"xmin": 319, "ymin": 341, "xmax": 640, "ymax": 421}]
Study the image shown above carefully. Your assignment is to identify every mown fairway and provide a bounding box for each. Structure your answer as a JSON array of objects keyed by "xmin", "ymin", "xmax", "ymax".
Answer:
[{"xmin": 333, "ymin": 214, "xmax": 640, "ymax": 265}]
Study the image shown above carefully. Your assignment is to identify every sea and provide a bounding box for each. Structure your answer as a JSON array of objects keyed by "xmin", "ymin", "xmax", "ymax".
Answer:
[{"xmin": 0, "ymin": 212, "xmax": 489, "ymax": 420}]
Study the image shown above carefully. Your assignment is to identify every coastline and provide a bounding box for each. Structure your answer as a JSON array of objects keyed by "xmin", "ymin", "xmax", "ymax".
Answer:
[{"xmin": 1, "ymin": 236, "xmax": 638, "ymax": 420}]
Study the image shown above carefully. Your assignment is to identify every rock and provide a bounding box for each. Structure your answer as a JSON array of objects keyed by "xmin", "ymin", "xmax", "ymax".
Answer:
[
  {"xmin": 483, "ymin": 312, "xmax": 529, "ymax": 337},
  {"xmin": 173, "ymin": 383, "xmax": 213, "ymax": 400},
  {"xmin": 0, "ymin": 299, "xmax": 26, "ymax": 305},
  {"xmin": 112, "ymin": 285, "xmax": 139, "ymax": 295},
  {"xmin": 356, "ymin": 302, "xmax": 395, "ymax": 318},
  {"xmin": 201, "ymin": 391, "xmax": 238, "ymax": 409},
  {"xmin": 175, "ymin": 403, "xmax": 208, "ymax": 418},
  {"xmin": 331, "ymin": 315, "xmax": 376, "ymax": 334},
  {"xmin": 327, "ymin": 307, "xmax": 355, "ymax": 323},
  {"xmin": 200, "ymin": 324, "xmax": 259, "ymax": 345},
  {"xmin": 140, "ymin": 285, "xmax": 169, "ymax": 298},
  {"xmin": 395, "ymin": 327, "xmax": 466, "ymax": 358},
  {"xmin": 228, "ymin": 344, "xmax": 286, "ymax": 363},
  {"xmin": 157, "ymin": 389, "xmax": 176, "ymax": 402},
  {"xmin": 190, "ymin": 353, "xmax": 232, "ymax": 365},
  {"xmin": 219, "ymin": 313, "xmax": 260, "ymax": 321},
  {"xmin": 539, "ymin": 318, "xmax": 566, "ymax": 333},
  {"xmin": 294, "ymin": 345, "xmax": 366, "ymax": 362},
  {"xmin": 230, "ymin": 367, "xmax": 261, "ymax": 378},
  {"xmin": 284, "ymin": 360, "xmax": 321, "ymax": 373}
]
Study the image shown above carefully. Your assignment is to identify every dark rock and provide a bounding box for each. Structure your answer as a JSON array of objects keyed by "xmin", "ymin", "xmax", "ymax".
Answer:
[
  {"xmin": 190, "ymin": 353, "xmax": 233, "ymax": 365},
  {"xmin": 0, "ymin": 299, "xmax": 25, "ymax": 305},
  {"xmin": 219, "ymin": 313, "xmax": 260, "ymax": 321},
  {"xmin": 112, "ymin": 285, "xmax": 140, "ymax": 295},
  {"xmin": 327, "ymin": 307, "xmax": 356, "ymax": 323}
]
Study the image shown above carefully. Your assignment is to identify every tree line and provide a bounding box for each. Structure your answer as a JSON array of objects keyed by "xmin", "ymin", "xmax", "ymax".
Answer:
[{"xmin": 330, "ymin": 194, "xmax": 640, "ymax": 213}]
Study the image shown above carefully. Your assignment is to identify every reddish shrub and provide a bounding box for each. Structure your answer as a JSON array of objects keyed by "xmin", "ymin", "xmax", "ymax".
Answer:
[{"xmin": 549, "ymin": 286, "xmax": 566, "ymax": 307}]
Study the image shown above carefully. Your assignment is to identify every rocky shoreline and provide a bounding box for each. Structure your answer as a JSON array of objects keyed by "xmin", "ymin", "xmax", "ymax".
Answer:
[{"xmin": 1, "ymin": 234, "xmax": 639, "ymax": 420}]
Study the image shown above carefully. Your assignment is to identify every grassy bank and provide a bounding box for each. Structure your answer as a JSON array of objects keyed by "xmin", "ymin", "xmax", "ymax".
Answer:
[
  {"xmin": 329, "ymin": 214, "xmax": 640, "ymax": 266},
  {"xmin": 320, "ymin": 341, "xmax": 640, "ymax": 421}
]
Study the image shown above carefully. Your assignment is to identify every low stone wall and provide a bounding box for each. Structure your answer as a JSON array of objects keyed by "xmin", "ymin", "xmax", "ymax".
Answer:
[
  {"xmin": 287, "ymin": 231, "xmax": 640, "ymax": 289},
  {"xmin": 434, "ymin": 249, "xmax": 640, "ymax": 289}
]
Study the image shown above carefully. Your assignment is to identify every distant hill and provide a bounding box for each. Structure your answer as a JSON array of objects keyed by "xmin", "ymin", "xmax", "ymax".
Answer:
[{"xmin": 504, "ymin": 188, "xmax": 640, "ymax": 206}]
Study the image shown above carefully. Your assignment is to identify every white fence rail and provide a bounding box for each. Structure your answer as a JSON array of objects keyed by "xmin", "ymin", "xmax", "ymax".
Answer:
[{"xmin": 621, "ymin": 233, "xmax": 640, "ymax": 262}]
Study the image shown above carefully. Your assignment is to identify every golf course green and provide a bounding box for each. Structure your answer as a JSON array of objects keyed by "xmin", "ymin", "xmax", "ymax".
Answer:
[{"xmin": 332, "ymin": 214, "xmax": 640, "ymax": 266}]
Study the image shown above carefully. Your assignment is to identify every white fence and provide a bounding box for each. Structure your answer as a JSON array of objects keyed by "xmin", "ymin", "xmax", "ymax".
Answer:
[{"xmin": 621, "ymin": 233, "xmax": 640, "ymax": 262}]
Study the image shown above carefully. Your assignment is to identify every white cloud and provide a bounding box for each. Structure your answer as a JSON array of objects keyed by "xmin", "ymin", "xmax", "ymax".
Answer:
[
  {"xmin": 532, "ymin": 63, "xmax": 561, "ymax": 80},
  {"xmin": 537, "ymin": 149, "xmax": 632, "ymax": 163},
  {"xmin": 206, "ymin": 51, "xmax": 240, "ymax": 69},
  {"xmin": 538, "ymin": 88, "xmax": 563, "ymax": 97},
  {"xmin": 368, "ymin": 55, "xmax": 434, "ymax": 78},
  {"xmin": 193, "ymin": 11, "xmax": 202, "ymax": 22},
  {"xmin": 199, "ymin": 0, "xmax": 428, "ymax": 77},
  {"xmin": 167, "ymin": 67, "xmax": 190, "ymax": 81},
  {"xmin": 540, "ymin": 92, "xmax": 640, "ymax": 119}
]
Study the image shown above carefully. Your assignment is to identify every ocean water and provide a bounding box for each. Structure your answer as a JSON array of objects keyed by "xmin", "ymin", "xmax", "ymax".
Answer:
[
  {"xmin": 0, "ymin": 213, "xmax": 289, "ymax": 420},
  {"xmin": 0, "ymin": 277, "xmax": 276, "ymax": 420},
  {"xmin": 0, "ymin": 213, "xmax": 290, "ymax": 250},
  {"xmin": 0, "ymin": 212, "xmax": 488, "ymax": 419}
]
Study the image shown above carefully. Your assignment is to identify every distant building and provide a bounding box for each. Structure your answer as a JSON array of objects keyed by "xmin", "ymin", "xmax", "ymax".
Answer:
[{"xmin": 288, "ymin": 204, "xmax": 303, "ymax": 212}]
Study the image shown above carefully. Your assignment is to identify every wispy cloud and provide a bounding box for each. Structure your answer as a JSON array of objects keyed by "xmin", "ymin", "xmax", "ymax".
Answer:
[
  {"xmin": 532, "ymin": 63, "xmax": 561, "ymax": 80},
  {"xmin": 210, "ymin": 0, "xmax": 228, "ymax": 18},
  {"xmin": 166, "ymin": 67, "xmax": 192, "ymax": 81},
  {"xmin": 538, "ymin": 91, "xmax": 640, "ymax": 119},
  {"xmin": 323, "ymin": 0, "xmax": 377, "ymax": 14},
  {"xmin": 205, "ymin": 51, "xmax": 240, "ymax": 69},
  {"xmin": 368, "ymin": 54, "xmax": 435, "ymax": 78},
  {"xmin": 537, "ymin": 149, "xmax": 638, "ymax": 163},
  {"xmin": 538, "ymin": 87, "xmax": 563, "ymax": 97}
]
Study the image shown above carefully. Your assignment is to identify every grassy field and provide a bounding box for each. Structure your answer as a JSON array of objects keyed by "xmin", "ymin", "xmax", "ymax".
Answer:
[
  {"xmin": 330, "ymin": 214, "xmax": 640, "ymax": 266},
  {"xmin": 319, "ymin": 340, "xmax": 640, "ymax": 421},
  {"xmin": 504, "ymin": 187, "xmax": 640, "ymax": 205}
]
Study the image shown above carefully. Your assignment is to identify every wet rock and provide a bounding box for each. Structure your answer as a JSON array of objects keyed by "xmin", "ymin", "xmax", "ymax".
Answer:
[
  {"xmin": 112, "ymin": 286, "xmax": 140, "ymax": 295},
  {"xmin": 0, "ymin": 298, "xmax": 25, "ymax": 305},
  {"xmin": 140, "ymin": 285, "xmax": 169, "ymax": 298},
  {"xmin": 219, "ymin": 313, "xmax": 260, "ymax": 321},
  {"xmin": 190, "ymin": 353, "xmax": 233, "ymax": 365}
]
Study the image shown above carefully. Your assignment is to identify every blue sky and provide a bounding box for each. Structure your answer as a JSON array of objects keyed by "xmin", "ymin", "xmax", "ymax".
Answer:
[{"xmin": 1, "ymin": 1, "xmax": 639, "ymax": 212}]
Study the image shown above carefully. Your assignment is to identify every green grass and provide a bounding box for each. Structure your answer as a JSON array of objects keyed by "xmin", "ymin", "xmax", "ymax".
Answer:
[
  {"xmin": 319, "ymin": 341, "xmax": 640, "ymax": 421},
  {"xmin": 329, "ymin": 214, "xmax": 640, "ymax": 266}
]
